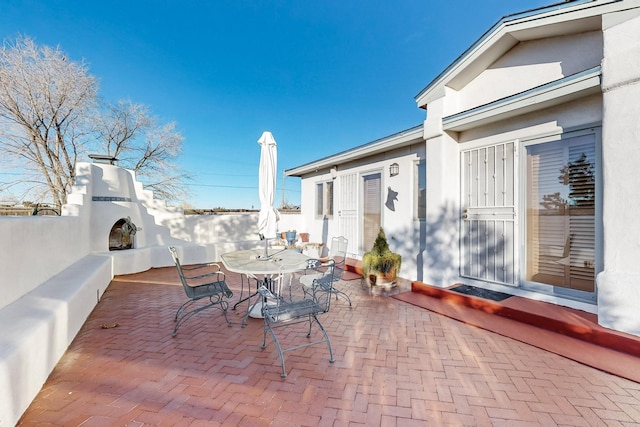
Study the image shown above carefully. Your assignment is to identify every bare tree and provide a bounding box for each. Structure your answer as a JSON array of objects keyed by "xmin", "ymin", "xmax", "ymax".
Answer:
[
  {"xmin": 95, "ymin": 100, "xmax": 151, "ymax": 159},
  {"xmin": 0, "ymin": 37, "xmax": 189, "ymax": 206},
  {"xmin": 0, "ymin": 36, "xmax": 97, "ymax": 209},
  {"xmin": 94, "ymin": 99, "xmax": 190, "ymax": 202}
]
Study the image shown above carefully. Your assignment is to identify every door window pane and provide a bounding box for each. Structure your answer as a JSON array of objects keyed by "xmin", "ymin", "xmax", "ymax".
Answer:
[
  {"xmin": 316, "ymin": 183, "xmax": 324, "ymax": 218},
  {"xmin": 415, "ymin": 159, "xmax": 426, "ymax": 220},
  {"xmin": 363, "ymin": 173, "xmax": 381, "ymax": 251},
  {"xmin": 525, "ymin": 135, "xmax": 596, "ymax": 292},
  {"xmin": 326, "ymin": 181, "xmax": 334, "ymax": 218}
]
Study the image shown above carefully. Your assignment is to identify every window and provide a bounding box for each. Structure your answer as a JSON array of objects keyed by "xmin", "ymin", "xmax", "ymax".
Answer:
[
  {"xmin": 525, "ymin": 133, "xmax": 597, "ymax": 293},
  {"xmin": 316, "ymin": 183, "xmax": 323, "ymax": 217},
  {"xmin": 415, "ymin": 159, "xmax": 426, "ymax": 220},
  {"xmin": 315, "ymin": 181, "xmax": 334, "ymax": 218}
]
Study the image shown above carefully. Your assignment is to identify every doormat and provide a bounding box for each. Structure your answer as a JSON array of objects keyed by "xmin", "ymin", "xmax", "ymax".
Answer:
[{"xmin": 449, "ymin": 284, "xmax": 512, "ymax": 302}]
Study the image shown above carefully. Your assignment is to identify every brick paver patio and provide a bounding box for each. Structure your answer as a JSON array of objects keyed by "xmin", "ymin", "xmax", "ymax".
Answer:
[{"xmin": 17, "ymin": 266, "xmax": 640, "ymax": 426}]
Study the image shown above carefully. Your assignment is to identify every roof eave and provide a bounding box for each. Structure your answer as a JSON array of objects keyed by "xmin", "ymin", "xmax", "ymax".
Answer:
[
  {"xmin": 442, "ymin": 66, "xmax": 602, "ymax": 132},
  {"xmin": 414, "ymin": 0, "xmax": 613, "ymax": 108},
  {"xmin": 285, "ymin": 125, "xmax": 424, "ymax": 177}
]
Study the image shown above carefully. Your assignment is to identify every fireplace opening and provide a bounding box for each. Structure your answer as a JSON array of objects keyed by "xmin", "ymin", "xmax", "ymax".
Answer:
[{"xmin": 109, "ymin": 217, "xmax": 138, "ymax": 251}]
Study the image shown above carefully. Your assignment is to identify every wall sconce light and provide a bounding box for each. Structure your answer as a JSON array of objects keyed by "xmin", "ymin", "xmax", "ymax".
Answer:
[
  {"xmin": 389, "ymin": 162, "xmax": 399, "ymax": 177},
  {"xmin": 330, "ymin": 166, "xmax": 338, "ymax": 180}
]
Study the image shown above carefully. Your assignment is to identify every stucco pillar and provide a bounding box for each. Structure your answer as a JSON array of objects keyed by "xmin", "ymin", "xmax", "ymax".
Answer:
[
  {"xmin": 422, "ymin": 98, "xmax": 461, "ymax": 286},
  {"xmin": 597, "ymin": 9, "xmax": 640, "ymax": 336}
]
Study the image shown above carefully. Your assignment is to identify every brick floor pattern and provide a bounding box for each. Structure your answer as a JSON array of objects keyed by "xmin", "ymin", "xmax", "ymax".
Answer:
[{"xmin": 18, "ymin": 266, "xmax": 640, "ymax": 426}]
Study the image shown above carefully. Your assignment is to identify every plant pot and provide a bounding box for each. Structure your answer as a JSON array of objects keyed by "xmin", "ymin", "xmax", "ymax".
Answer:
[
  {"xmin": 285, "ymin": 231, "xmax": 297, "ymax": 245},
  {"xmin": 299, "ymin": 232, "xmax": 309, "ymax": 243},
  {"xmin": 366, "ymin": 268, "xmax": 397, "ymax": 289}
]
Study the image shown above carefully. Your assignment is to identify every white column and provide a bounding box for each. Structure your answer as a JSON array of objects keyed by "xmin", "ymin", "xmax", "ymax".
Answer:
[{"xmin": 597, "ymin": 9, "xmax": 640, "ymax": 336}]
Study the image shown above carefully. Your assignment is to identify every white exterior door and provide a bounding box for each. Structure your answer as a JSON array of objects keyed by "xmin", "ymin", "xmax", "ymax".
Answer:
[
  {"xmin": 362, "ymin": 172, "xmax": 382, "ymax": 253},
  {"xmin": 461, "ymin": 142, "xmax": 517, "ymax": 285},
  {"xmin": 338, "ymin": 173, "xmax": 358, "ymax": 256}
]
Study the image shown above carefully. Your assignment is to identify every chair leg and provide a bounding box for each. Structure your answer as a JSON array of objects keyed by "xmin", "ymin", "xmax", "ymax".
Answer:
[
  {"xmin": 260, "ymin": 313, "xmax": 334, "ymax": 378},
  {"xmin": 261, "ymin": 321, "xmax": 269, "ymax": 349},
  {"xmin": 172, "ymin": 296, "xmax": 229, "ymax": 336},
  {"xmin": 304, "ymin": 314, "xmax": 334, "ymax": 363},
  {"xmin": 262, "ymin": 321, "xmax": 288, "ymax": 378},
  {"xmin": 333, "ymin": 289, "xmax": 352, "ymax": 307},
  {"xmin": 220, "ymin": 300, "xmax": 232, "ymax": 326},
  {"xmin": 313, "ymin": 314, "xmax": 335, "ymax": 364},
  {"xmin": 306, "ymin": 314, "xmax": 313, "ymax": 337},
  {"xmin": 174, "ymin": 300, "xmax": 191, "ymax": 322}
]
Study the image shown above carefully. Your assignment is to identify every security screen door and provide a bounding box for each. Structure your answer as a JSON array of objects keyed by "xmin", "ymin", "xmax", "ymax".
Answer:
[
  {"xmin": 338, "ymin": 173, "xmax": 358, "ymax": 255},
  {"xmin": 462, "ymin": 133, "xmax": 598, "ymax": 295},
  {"xmin": 461, "ymin": 142, "xmax": 517, "ymax": 285}
]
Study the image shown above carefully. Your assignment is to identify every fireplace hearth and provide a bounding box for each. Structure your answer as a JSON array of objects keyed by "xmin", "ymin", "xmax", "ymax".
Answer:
[{"xmin": 109, "ymin": 217, "xmax": 138, "ymax": 251}]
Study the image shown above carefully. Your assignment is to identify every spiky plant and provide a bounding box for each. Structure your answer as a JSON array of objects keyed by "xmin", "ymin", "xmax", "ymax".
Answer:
[{"xmin": 362, "ymin": 228, "xmax": 401, "ymax": 284}]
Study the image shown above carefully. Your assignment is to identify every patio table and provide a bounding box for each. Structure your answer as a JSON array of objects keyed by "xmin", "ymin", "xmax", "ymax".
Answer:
[{"xmin": 220, "ymin": 248, "xmax": 310, "ymax": 326}]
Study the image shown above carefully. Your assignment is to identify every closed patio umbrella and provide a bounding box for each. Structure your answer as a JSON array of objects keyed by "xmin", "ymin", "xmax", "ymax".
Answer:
[{"xmin": 257, "ymin": 131, "xmax": 280, "ymax": 255}]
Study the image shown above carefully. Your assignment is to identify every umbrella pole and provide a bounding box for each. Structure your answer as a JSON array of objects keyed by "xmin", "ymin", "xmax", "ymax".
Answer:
[{"xmin": 263, "ymin": 237, "xmax": 270, "ymax": 259}]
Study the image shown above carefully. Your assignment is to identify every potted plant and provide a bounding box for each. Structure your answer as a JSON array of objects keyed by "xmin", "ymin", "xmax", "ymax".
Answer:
[{"xmin": 362, "ymin": 228, "xmax": 401, "ymax": 289}]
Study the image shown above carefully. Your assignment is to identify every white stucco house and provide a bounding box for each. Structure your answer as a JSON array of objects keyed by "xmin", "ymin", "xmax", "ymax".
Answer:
[
  {"xmin": 286, "ymin": 0, "xmax": 640, "ymax": 338},
  {"xmin": 286, "ymin": 124, "xmax": 426, "ymax": 275}
]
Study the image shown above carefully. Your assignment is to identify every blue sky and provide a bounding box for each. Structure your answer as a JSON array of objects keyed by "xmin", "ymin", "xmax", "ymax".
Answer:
[{"xmin": 1, "ymin": 0, "xmax": 553, "ymax": 209}]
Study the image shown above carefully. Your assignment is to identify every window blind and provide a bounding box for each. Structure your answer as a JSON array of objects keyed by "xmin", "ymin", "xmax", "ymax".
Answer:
[
  {"xmin": 525, "ymin": 135, "xmax": 596, "ymax": 291},
  {"xmin": 362, "ymin": 173, "xmax": 381, "ymax": 252}
]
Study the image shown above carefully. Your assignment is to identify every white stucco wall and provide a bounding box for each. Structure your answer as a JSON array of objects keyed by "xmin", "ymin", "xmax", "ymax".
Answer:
[
  {"xmin": 422, "ymin": 131, "xmax": 460, "ymax": 286},
  {"xmin": 417, "ymin": 4, "xmax": 640, "ymax": 339},
  {"xmin": 0, "ymin": 162, "xmax": 304, "ymax": 311},
  {"xmin": 419, "ymin": 17, "xmax": 606, "ymax": 314},
  {"xmin": 0, "ymin": 161, "xmax": 303, "ymax": 426},
  {"xmin": 597, "ymin": 8, "xmax": 640, "ymax": 335},
  {"xmin": 459, "ymin": 31, "xmax": 603, "ymax": 112},
  {"xmin": 0, "ymin": 216, "xmax": 90, "ymax": 312},
  {"xmin": 298, "ymin": 168, "xmax": 337, "ymax": 248},
  {"xmin": 297, "ymin": 143, "xmax": 425, "ymax": 281}
]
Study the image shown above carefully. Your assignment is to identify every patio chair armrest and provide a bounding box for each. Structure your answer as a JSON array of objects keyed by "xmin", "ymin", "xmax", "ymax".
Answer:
[
  {"xmin": 182, "ymin": 263, "xmax": 223, "ymax": 272},
  {"xmin": 185, "ymin": 270, "xmax": 226, "ymax": 281},
  {"xmin": 184, "ymin": 271, "xmax": 226, "ymax": 282}
]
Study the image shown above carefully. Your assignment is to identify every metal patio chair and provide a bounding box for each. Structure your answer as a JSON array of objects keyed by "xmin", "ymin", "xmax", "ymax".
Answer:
[
  {"xmin": 251, "ymin": 258, "xmax": 335, "ymax": 378},
  {"xmin": 168, "ymin": 246, "xmax": 233, "ymax": 336},
  {"xmin": 301, "ymin": 236, "xmax": 352, "ymax": 307}
]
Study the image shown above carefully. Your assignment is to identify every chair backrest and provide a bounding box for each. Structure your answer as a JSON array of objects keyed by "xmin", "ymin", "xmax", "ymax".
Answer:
[
  {"xmin": 168, "ymin": 246, "xmax": 188, "ymax": 287},
  {"xmin": 276, "ymin": 258, "xmax": 327, "ymax": 297},
  {"xmin": 168, "ymin": 246, "xmax": 198, "ymax": 298},
  {"xmin": 328, "ymin": 236, "xmax": 348, "ymax": 280},
  {"xmin": 262, "ymin": 259, "xmax": 335, "ymax": 319},
  {"xmin": 304, "ymin": 258, "xmax": 335, "ymax": 312}
]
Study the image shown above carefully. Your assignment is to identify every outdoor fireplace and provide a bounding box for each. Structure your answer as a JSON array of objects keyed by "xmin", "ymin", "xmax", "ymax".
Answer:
[{"xmin": 108, "ymin": 217, "xmax": 138, "ymax": 251}]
